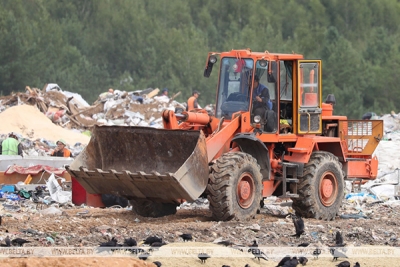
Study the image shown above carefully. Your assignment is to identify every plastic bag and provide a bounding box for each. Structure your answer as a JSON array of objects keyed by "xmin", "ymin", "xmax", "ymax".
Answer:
[{"xmin": 46, "ymin": 174, "xmax": 71, "ymax": 204}]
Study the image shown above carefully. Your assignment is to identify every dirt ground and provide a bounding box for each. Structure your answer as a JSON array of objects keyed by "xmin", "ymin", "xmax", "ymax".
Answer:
[{"xmin": 0, "ymin": 204, "xmax": 399, "ymax": 267}]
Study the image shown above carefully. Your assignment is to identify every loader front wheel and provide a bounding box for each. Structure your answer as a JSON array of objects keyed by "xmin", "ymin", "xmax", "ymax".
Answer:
[
  {"xmin": 207, "ymin": 152, "xmax": 262, "ymax": 221},
  {"xmin": 292, "ymin": 151, "xmax": 344, "ymax": 220},
  {"xmin": 130, "ymin": 199, "xmax": 178, "ymax": 218}
]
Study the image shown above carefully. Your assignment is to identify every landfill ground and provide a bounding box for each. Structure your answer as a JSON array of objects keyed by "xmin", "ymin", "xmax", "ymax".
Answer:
[
  {"xmin": 0, "ymin": 200, "xmax": 399, "ymax": 267},
  {"xmin": 1, "ymin": 88, "xmax": 400, "ymax": 266}
]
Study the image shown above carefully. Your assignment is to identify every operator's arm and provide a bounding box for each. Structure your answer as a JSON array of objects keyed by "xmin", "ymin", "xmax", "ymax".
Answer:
[{"xmin": 259, "ymin": 85, "xmax": 270, "ymax": 104}]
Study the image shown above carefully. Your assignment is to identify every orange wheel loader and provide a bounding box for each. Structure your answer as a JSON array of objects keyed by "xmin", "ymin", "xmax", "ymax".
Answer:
[{"xmin": 66, "ymin": 49, "xmax": 383, "ymax": 221}]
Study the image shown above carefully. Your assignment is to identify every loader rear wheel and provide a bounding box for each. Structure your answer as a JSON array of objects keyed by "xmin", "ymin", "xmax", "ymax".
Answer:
[
  {"xmin": 130, "ymin": 199, "xmax": 177, "ymax": 218},
  {"xmin": 207, "ymin": 152, "xmax": 262, "ymax": 221},
  {"xmin": 292, "ymin": 151, "xmax": 344, "ymax": 220}
]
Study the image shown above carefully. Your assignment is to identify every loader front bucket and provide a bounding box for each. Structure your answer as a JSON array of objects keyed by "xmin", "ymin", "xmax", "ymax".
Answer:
[{"xmin": 66, "ymin": 125, "xmax": 209, "ymax": 202}]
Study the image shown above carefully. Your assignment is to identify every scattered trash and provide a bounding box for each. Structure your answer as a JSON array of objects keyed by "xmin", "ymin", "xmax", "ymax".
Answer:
[
  {"xmin": 2, "ymin": 203, "xmax": 21, "ymax": 212},
  {"xmin": 345, "ymin": 192, "xmax": 377, "ymax": 200},
  {"xmin": 340, "ymin": 213, "xmax": 370, "ymax": 219},
  {"xmin": 46, "ymin": 236, "xmax": 55, "ymax": 244},
  {"xmin": 3, "ymin": 193, "xmax": 21, "ymax": 202},
  {"xmin": 310, "ymin": 232, "xmax": 319, "ymax": 239},
  {"xmin": 46, "ymin": 174, "xmax": 72, "ymax": 204},
  {"xmin": 76, "ymin": 210, "xmax": 89, "ymax": 216},
  {"xmin": 40, "ymin": 206, "xmax": 63, "ymax": 216}
]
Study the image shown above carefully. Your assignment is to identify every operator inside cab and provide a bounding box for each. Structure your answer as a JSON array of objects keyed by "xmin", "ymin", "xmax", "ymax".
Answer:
[
  {"xmin": 250, "ymin": 71, "xmax": 277, "ymax": 133},
  {"xmin": 214, "ymin": 57, "xmax": 278, "ymax": 133}
]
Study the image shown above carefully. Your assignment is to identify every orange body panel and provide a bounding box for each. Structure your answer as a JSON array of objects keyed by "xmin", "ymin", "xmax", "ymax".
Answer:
[
  {"xmin": 322, "ymin": 103, "xmax": 333, "ymax": 116},
  {"xmin": 262, "ymin": 181, "xmax": 276, "ymax": 197},
  {"xmin": 284, "ymin": 135, "xmax": 344, "ymax": 164},
  {"xmin": 346, "ymin": 156, "xmax": 378, "ymax": 179},
  {"xmin": 206, "ymin": 116, "xmax": 241, "ymax": 162}
]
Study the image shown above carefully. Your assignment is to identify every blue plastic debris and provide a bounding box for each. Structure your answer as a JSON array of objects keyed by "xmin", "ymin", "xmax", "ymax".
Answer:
[
  {"xmin": 4, "ymin": 193, "xmax": 20, "ymax": 201},
  {"xmin": 310, "ymin": 232, "xmax": 319, "ymax": 239},
  {"xmin": 345, "ymin": 192, "xmax": 377, "ymax": 200},
  {"xmin": 1, "ymin": 185, "xmax": 15, "ymax": 193}
]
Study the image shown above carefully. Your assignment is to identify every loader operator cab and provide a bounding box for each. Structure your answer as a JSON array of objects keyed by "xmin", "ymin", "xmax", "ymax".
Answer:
[
  {"xmin": 215, "ymin": 58, "xmax": 253, "ymax": 119},
  {"xmin": 215, "ymin": 57, "xmax": 278, "ymax": 133}
]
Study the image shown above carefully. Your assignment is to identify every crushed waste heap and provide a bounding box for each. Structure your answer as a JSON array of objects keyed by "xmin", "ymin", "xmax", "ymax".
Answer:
[{"xmin": 0, "ymin": 84, "xmax": 214, "ymax": 157}]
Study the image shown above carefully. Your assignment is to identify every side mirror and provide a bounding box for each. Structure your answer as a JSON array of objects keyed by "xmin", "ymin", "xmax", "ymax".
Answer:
[
  {"xmin": 267, "ymin": 61, "xmax": 277, "ymax": 83},
  {"xmin": 204, "ymin": 55, "xmax": 218, "ymax": 78}
]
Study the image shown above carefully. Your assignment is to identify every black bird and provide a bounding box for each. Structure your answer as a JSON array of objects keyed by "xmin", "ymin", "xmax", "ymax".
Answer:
[
  {"xmin": 353, "ymin": 262, "xmax": 360, "ymax": 267},
  {"xmin": 5, "ymin": 236, "xmax": 11, "ymax": 247},
  {"xmin": 127, "ymin": 247, "xmax": 145, "ymax": 254},
  {"xmin": 121, "ymin": 238, "xmax": 142, "ymax": 254},
  {"xmin": 143, "ymin": 236, "xmax": 162, "ymax": 246},
  {"xmin": 231, "ymin": 246, "xmax": 244, "ymax": 252},
  {"xmin": 198, "ymin": 253, "xmax": 211, "ymax": 263},
  {"xmin": 336, "ymin": 260, "xmax": 350, "ymax": 267},
  {"xmin": 151, "ymin": 241, "xmax": 166, "ymax": 247},
  {"xmin": 330, "ymin": 248, "xmax": 348, "ymax": 261},
  {"xmin": 149, "ymin": 241, "xmax": 166, "ymax": 252},
  {"xmin": 99, "ymin": 237, "xmax": 118, "ymax": 247},
  {"xmin": 0, "ymin": 215, "xmax": 2, "ymax": 226},
  {"xmin": 249, "ymin": 248, "xmax": 268, "ymax": 262},
  {"xmin": 312, "ymin": 248, "xmax": 321, "ymax": 259},
  {"xmin": 123, "ymin": 237, "xmax": 137, "ymax": 247},
  {"xmin": 291, "ymin": 215, "xmax": 305, "ymax": 238},
  {"xmin": 276, "ymin": 255, "xmax": 291, "ymax": 266},
  {"xmin": 218, "ymin": 240, "xmax": 235, "ymax": 247},
  {"xmin": 298, "ymin": 242, "xmax": 310, "ymax": 247},
  {"xmin": 179, "ymin": 233, "xmax": 193, "ymax": 242},
  {"xmin": 244, "ymin": 265, "xmax": 251, "ymax": 267},
  {"xmin": 11, "ymin": 238, "xmax": 31, "ymax": 247},
  {"xmin": 298, "ymin": 256, "xmax": 308, "ymax": 266},
  {"xmin": 248, "ymin": 240, "xmax": 258, "ymax": 248},
  {"xmin": 222, "ymin": 265, "xmax": 231, "ymax": 267},
  {"xmin": 138, "ymin": 252, "xmax": 150, "ymax": 261},
  {"xmin": 335, "ymin": 231, "xmax": 346, "ymax": 247},
  {"xmin": 282, "ymin": 257, "xmax": 298, "ymax": 267},
  {"xmin": 153, "ymin": 261, "xmax": 162, "ymax": 267},
  {"xmin": 0, "ymin": 239, "xmax": 11, "ymax": 247}
]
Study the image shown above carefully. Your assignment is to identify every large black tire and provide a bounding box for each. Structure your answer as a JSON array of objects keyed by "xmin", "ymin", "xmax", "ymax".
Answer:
[
  {"xmin": 130, "ymin": 199, "xmax": 178, "ymax": 218},
  {"xmin": 207, "ymin": 152, "xmax": 263, "ymax": 221},
  {"xmin": 292, "ymin": 151, "xmax": 344, "ymax": 220}
]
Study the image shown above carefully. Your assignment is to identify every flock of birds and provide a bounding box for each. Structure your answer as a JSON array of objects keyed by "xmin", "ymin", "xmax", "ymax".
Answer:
[
  {"xmin": 0, "ymin": 236, "xmax": 31, "ymax": 247},
  {"xmin": 94, "ymin": 214, "xmax": 361, "ymax": 267},
  {"xmin": 0, "ymin": 214, "xmax": 363, "ymax": 266}
]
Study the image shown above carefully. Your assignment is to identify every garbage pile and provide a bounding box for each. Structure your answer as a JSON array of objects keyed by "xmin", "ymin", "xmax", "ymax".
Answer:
[
  {"xmin": 0, "ymin": 85, "xmax": 214, "ymax": 157},
  {"xmin": 0, "ymin": 173, "xmax": 72, "ymax": 210}
]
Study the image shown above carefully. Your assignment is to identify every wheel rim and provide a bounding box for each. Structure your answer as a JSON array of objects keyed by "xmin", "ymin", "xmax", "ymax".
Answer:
[
  {"xmin": 237, "ymin": 172, "xmax": 255, "ymax": 208},
  {"xmin": 319, "ymin": 171, "xmax": 338, "ymax": 206}
]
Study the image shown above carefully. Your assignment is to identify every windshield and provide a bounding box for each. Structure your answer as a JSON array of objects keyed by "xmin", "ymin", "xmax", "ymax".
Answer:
[{"xmin": 215, "ymin": 58, "xmax": 254, "ymax": 119}]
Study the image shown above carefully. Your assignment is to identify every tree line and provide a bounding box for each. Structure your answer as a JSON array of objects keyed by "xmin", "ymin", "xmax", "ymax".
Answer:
[{"xmin": 1, "ymin": 0, "xmax": 400, "ymax": 118}]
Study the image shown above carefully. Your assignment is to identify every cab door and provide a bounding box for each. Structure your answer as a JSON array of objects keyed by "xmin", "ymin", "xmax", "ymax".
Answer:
[{"xmin": 296, "ymin": 60, "xmax": 322, "ymax": 134}]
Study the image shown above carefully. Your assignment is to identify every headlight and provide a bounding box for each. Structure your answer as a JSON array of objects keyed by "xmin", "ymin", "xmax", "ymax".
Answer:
[
  {"xmin": 254, "ymin": 115, "xmax": 261, "ymax": 123},
  {"xmin": 209, "ymin": 55, "xmax": 217, "ymax": 64},
  {"xmin": 259, "ymin": 59, "xmax": 267, "ymax": 67}
]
